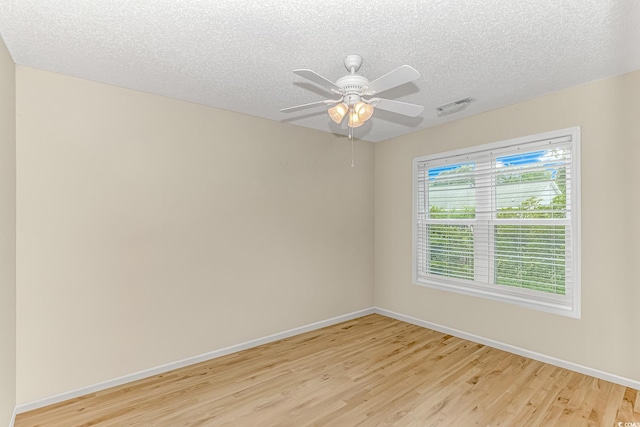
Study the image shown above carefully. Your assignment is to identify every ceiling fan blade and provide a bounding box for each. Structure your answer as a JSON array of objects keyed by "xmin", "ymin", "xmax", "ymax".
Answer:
[
  {"xmin": 280, "ymin": 99, "xmax": 341, "ymax": 113},
  {"xmin": 293, "ymin": 69, "xmax": 340, "ymax": 93},
  {"xmin": 370, "ymin": 98, "xmax": 424, "ymax": 117},
  {"xmin": 365, "ymin": 65, "xmax": 420, "ymax": 95}
]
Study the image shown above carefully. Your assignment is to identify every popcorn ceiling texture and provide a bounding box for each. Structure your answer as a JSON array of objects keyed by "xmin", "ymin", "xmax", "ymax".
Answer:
[{"xmin": 0, "ymin": 0, "xmax": 638, "ymax": 142}]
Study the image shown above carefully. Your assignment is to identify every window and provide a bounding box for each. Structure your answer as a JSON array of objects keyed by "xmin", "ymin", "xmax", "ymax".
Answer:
[{"xmin": 413, "ymin": 128, "xmax": 580, "ymax": 317}]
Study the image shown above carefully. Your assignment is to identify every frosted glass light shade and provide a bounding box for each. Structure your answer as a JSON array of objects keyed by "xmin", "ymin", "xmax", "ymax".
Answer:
[
  {"xmin": 348, "ymin": 110, "xmax": 365, "ymax": 128},
  {"xmin": 354, "ymin": 101, "xmax": 374, "ymax": 122},
  {"xmin": 328, "ymin": 103, "xmax": 349, "ymax": 123}
]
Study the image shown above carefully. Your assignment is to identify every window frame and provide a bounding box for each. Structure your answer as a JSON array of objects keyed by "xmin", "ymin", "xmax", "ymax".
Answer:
[{"xmin": 412, "ymin": 127, "xmax": 581, "ymax": 318}]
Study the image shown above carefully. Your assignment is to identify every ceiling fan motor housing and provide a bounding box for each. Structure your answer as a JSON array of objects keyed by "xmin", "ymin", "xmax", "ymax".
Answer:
[{"xmin": 336, "ymin": 75, "xmax": 370, "ymax": 105}]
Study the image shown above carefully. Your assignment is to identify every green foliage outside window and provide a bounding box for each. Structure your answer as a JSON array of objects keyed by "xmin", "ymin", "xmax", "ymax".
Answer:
[{"xmin": 427, "ymin": 166, "xmax": 568, "ymax": 294}]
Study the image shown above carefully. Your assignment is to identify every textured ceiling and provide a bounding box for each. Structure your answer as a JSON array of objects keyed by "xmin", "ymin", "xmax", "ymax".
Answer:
[{"xmin": 0, "ymin": 0, "xmax": 639, "ymax": 142}]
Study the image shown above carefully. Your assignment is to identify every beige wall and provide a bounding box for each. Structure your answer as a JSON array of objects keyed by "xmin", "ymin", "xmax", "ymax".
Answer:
[
  {"xmin": 375, "ymin": 70, "xmax": 640, "ymax": 382},
  {"xmin": 15, "ymin": 66, "xmax": 374, "ymax": 404},
  {"xmin": 0, "ymin": 35, "xmax": 16, "ymax": 425}
]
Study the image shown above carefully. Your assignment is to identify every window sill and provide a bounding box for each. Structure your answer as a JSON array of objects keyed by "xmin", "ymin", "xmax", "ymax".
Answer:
[{"xmin": 413, "ymin": 277, "xmax": 580, "ymax": 319}]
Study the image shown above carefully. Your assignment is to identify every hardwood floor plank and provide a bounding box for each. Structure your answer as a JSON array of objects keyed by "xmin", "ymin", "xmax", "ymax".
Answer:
[
  {"xmin": 617, "ymin": 387, "xmax": 640, "ymax": 425},
  {"xmin": 15, "ymin": 314, "xmax": 639, "ymax": 426}
]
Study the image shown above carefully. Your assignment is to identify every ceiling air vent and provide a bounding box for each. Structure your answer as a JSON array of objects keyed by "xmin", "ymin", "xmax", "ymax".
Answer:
[{"xmin": 436, "ymin": 97, "xmax": 474, "ymax": 117}]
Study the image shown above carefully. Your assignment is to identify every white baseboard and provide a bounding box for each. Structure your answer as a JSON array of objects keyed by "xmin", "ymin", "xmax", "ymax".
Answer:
[
  {"xmin": 15, "ymin": 307, "xmax": 375, "ymax": 414},
  {"xmin": 8, "ymin": 406, "xmax": 16, "ymax": 427},
  {"xmin": 374, "ymin": 307, "xmax": 640, "ymax": 390}
]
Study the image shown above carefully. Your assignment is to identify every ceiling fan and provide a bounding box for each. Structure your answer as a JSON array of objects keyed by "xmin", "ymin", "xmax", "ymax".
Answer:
[{"xmin": 281, "ymin": 54, "xmax": 424, "ymax": 129}]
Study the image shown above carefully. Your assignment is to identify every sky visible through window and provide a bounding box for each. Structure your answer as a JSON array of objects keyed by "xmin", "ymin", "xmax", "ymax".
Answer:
[{"xmin": 427, "ymin": 150, "xmax": 563, "ymax": 179}]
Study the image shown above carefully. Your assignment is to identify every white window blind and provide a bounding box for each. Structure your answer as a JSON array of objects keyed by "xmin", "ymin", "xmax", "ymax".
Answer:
[{"xmin": 413, "ymin": 128, "xmax": 580, "ymax": 317}]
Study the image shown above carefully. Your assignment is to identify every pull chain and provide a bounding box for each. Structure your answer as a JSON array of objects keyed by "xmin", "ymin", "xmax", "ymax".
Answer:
[
  {"xmin": 351, "ymin": 134, "xmax": 355, "ymax": 168},
  {"xmin": 348, "ymin": 125, "xmax": 355, "ymax": 167}
]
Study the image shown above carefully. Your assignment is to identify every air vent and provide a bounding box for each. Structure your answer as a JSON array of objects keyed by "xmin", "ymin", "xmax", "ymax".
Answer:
[{"xmin": 436, "ymin": 98, "xmax": 474, "ymax": 117}]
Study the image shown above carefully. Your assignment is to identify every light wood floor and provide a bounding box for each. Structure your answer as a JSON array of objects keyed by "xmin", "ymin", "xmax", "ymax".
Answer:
[{"xmin": 16, "ymin": 314, "xmax": 640, "ymax": 426}]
